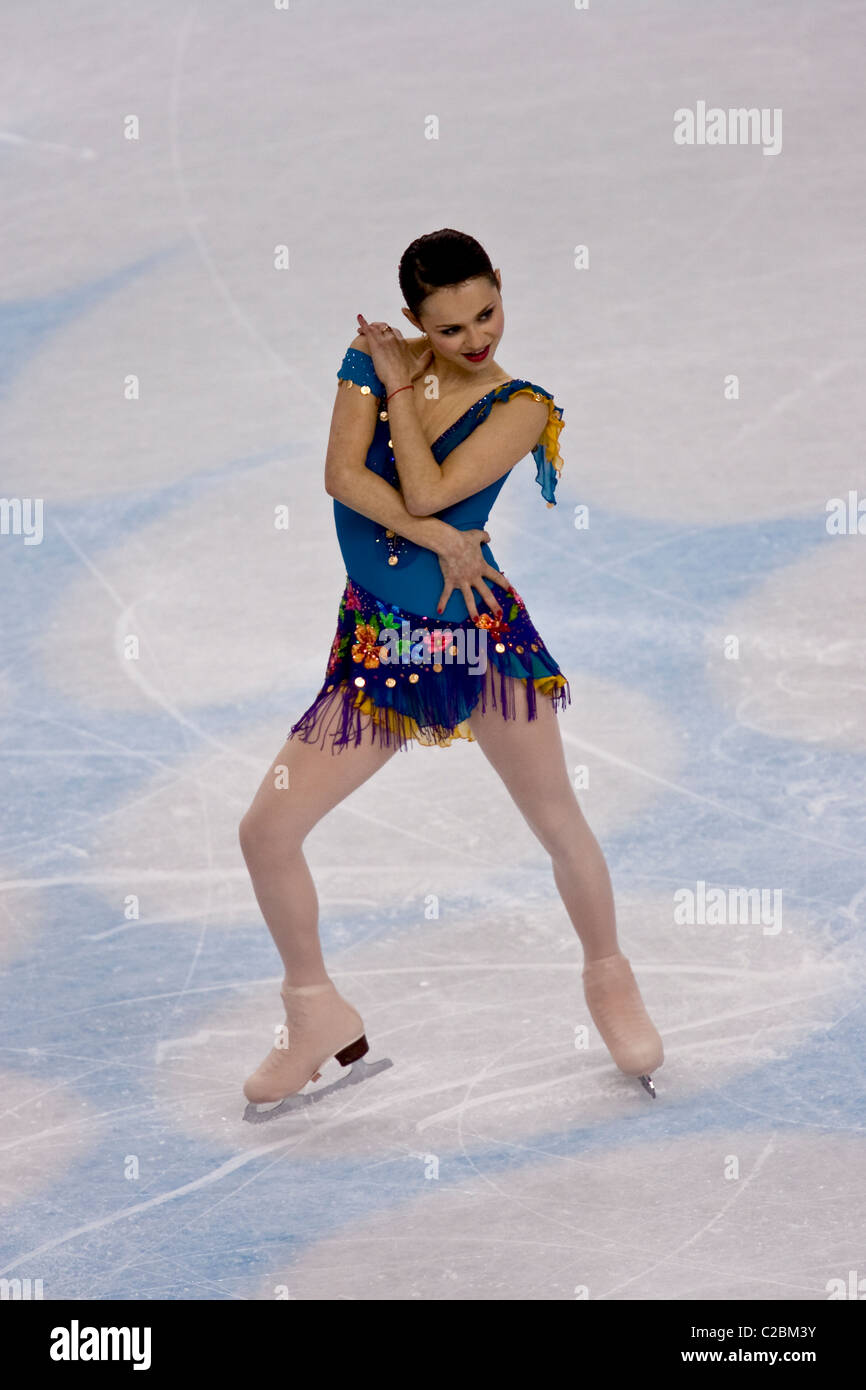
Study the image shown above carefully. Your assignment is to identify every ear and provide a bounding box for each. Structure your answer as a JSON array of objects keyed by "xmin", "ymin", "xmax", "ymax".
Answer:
[
  {"xmin": 401, "ymin": 306, "xmax": 422, "ymax": 331},
  {"xmin": 493, "ymin": 268, "xmax": 502, "ymax": 293}
]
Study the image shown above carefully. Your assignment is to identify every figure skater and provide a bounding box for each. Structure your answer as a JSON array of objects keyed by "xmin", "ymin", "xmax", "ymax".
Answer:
[{"xmin": 239, "ymin": 229, "xmax": 663, "ymax": 1108}]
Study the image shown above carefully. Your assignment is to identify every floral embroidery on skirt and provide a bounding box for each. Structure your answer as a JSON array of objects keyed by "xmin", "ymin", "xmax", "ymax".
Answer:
[{"xmin": 289, "ymin": 575, "xmax": 571, "ymax": 754}]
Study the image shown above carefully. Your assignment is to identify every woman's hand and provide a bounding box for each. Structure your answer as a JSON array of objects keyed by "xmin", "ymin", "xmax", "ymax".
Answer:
[
  {"xmin": 356, "ymin": 314, "xmax": 433, "ymax": 393},
  {"xmin": 434, "ymin": 527, "xmax": 511, "ymax": 621}
]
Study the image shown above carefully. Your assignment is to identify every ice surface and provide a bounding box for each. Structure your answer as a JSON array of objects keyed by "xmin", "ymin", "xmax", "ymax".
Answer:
[{"xmin": 1, "ymin": 0, "xmax": 864, "ymax": 1301}]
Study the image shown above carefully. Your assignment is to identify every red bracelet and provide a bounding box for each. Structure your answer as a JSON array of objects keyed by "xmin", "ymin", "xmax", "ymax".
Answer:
[{"xmin": 386, "ymin": 383, "xmax": 413, "ymax": 403}]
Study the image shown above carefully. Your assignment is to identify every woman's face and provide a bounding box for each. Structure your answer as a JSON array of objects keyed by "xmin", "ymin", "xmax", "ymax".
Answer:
[{"xmin": 407, "ymin": 272, "xmax": 504, "ymax": 372}]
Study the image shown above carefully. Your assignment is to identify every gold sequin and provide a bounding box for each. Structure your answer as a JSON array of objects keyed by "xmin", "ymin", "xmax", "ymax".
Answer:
[
  {"xmin": 360, "ymin": 385, "xmax": 371, "ymax": 395},
  {"xmin": 385, "ymin": 677, "xmax": 396, "ymax": 688},
  {"xmin": 408, "ymin": 672, "xmax": 419, "ymax": 683},
  {"xmin": 388, "ymin": 555, "xmax": 398, "ymax": 566},
  {"xmin": 385, "ymin": 529, "xmax": 395, "ymax": 537},
  {"xmin": 388, "ymin": 438, "xmax": 393, "ymax": 447},
  {"xmin": 449, "ymin": 644, "xmax": 458, "ymax": 656},
  {"xmin": 495, "ymin": 642, "xmax": 506, "ymax": 653},
  {"xmin": 530, "ymin": 643, "xmax": 538, "ymax": 651},
  {"xmin": 515, "ymin": 645, "xmax": 524, "ymax": 653},
  {"xmin": 379, "ymin": 410, "xmax": 389, "ymax": 420},
  {"xmin": 433, "ymin": 663, "xmax": 442, "ymax": 673},
  {"xmin": 354, "ymin": 676, "xmax": 366, "ymax": 687},
  {"xmin": 533, "ymin": 392, "xmax": 543, "ymax": 401},
  {"xmin": 326, "ymin": 683, "xmax": 334, "ymax": 691}
]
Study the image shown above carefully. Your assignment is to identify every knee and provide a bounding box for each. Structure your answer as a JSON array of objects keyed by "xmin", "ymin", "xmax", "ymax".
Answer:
[
  {"xmin": 238, "ymin": 809, "xmax": 260, "ymax": 862},
  {"xmin": 530, "ymin": 796, "xmax": 587, "ymax": 860},
  {"xmin": 238, "ymin": 805, "xmax": 304, "ymax": 864}
]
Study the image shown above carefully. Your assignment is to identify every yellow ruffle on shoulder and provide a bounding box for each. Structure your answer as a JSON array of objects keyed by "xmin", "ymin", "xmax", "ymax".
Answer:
[
  {"xmin": 352, "ymin": 676, "xmax": 568, "ymax": 749},
  {"xmin": 505, "ymin": 386, "xmax": 565, "ymax": 509},
  {"xmin": 538, "ymin": 399, "xmax": 565, "ymax": 480}
]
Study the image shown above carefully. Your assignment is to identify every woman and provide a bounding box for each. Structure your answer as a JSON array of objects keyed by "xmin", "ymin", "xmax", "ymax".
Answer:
[{"xmin": 239, "ymin": 230, "xmax": 663, "ymax": 1108}]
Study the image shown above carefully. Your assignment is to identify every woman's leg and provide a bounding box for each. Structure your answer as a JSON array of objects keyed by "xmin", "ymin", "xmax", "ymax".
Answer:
[
  {"xmin": 239, "ymin": 727, "xmax": 399, "ymax": 986},
  {"xmin": 467, "ymin": 670, "xmax": 619, "ymax": 963}
]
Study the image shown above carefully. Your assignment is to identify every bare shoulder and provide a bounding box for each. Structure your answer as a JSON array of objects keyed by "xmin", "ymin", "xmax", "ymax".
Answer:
[
  {"xmin": 348, "ymin": 334, "xmax": 372, "ymax": 355},
  {"xmin": 501, "ymin": 389, "xmax": 550, "ymax": 420},
  {"xmin": 488, "ymin": 388, "xmax": 550, "ymax": 442}
]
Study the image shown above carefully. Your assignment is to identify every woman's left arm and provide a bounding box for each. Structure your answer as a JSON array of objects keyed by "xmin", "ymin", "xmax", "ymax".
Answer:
[
  {"xmin": 356, "ymin": 314, "xmax": 548, "ymax": 517},
  {"xmin": 388, "ymin": 388, "xmax": 548, "ymax": 516}
]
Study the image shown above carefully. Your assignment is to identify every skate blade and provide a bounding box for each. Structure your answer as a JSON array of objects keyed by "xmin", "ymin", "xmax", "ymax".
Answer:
[
  {"xmin": 638, "ymin": 1073, "xmax": 657, "ymax": 1099},
  {"xmin": 242, "ymin": 1056, "xmax": 393, "ymax": 1124}
]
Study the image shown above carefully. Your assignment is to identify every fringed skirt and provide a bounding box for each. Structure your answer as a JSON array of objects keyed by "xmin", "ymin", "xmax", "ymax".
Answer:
[{"xmin": 288, "ymin": 574, "xmax": 571, "ymax": 754}]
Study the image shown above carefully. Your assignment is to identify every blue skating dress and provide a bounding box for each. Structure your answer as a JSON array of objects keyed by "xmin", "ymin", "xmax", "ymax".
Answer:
[{"xmin": 289, "ymin": 347, "xmax": 571, "ymax": 752}]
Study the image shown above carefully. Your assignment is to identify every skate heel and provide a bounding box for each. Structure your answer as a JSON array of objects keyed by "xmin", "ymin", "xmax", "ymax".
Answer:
[{"xmin": 335, "ymin": 1033, "xmax": 369, "ymax": 1067}]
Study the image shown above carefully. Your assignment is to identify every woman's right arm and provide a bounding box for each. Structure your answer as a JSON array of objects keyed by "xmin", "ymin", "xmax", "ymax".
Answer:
[{"xmin": 324, "ymin": 373, "xmax": 508, "ymax": 618}]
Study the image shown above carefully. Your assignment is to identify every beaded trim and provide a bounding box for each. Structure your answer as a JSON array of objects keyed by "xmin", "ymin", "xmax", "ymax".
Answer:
[{"xmin": 289, "ymin": 572, "xmax": 572, "ymax": 753}]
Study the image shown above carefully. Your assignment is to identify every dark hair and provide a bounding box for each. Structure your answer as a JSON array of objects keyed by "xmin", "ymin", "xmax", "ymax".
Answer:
[{"xmin": 398, "ymin": 229, "xmax": 498, "ymax": 320}]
